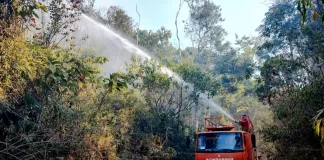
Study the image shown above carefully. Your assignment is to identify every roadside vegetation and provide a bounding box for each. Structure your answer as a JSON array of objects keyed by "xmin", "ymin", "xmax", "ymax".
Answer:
[{"xmin": 1, "ymin": 0, "xmax": 324, "ymax": 159}]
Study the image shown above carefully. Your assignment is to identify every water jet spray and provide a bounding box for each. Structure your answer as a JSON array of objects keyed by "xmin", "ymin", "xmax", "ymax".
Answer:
[{"xmin": 31, "ymin": 0, "xmax": 236, "ymax": 122}]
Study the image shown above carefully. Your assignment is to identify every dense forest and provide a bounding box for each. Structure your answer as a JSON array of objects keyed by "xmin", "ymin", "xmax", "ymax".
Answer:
[{"xmin": 1, "ymin": 0, "xmax": 324, "ymax": 159}]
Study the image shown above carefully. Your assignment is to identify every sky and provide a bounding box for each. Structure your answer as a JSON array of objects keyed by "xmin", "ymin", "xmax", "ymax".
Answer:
[{"xmin": 94, "ymin": 0, "xmax": 271, "ymax": 49}]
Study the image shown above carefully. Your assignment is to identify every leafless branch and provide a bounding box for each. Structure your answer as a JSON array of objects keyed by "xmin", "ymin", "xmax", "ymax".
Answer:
[
  {"xmin": 167, "ymin": 91, "xmax": 177, "ymax": 107},
  {"xmin": 175, "ymin": 0, "xmax": 184, "ymax": 60},
  {"xmin": 154, "ymin": 90, "xmax": 169, "ymax": 109},
  {"xmin": 136, "ymin": 4, "xmax": 140, "ymax": 45},
  {"xmin": 0, "ymin": 150, "xmax": 22, "ymax": 160}
]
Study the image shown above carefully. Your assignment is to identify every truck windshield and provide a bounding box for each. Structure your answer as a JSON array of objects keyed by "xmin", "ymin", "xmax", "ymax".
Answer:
[{"xmin": 196, "ymin": 132, "xmax": 243, "ymax": 153}]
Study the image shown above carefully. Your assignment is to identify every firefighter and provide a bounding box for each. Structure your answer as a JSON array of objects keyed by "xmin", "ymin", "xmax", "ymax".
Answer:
[{"xmin": 237, "ymin": 115, "xmax": 248, "ymax": 131}]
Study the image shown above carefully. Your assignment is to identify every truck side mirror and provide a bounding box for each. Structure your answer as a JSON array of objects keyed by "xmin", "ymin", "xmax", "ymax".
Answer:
[{"xmin": 251, "ymin": 134, "xmax": 256, "ymax": 148}]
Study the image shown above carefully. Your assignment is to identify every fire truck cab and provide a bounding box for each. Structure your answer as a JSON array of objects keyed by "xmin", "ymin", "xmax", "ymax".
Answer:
[{"xmin": 195, "ymin": 115, "xmax": 257, "ymax": 160}]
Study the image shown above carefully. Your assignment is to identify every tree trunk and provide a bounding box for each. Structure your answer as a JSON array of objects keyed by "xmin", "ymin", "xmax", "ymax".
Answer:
[
  {"xmin": 175, "ymin": 0, "xmax": 184, "ymax": 61},
  {"xmin": 136, "ymin": 5, "xmax": 140, "ymax": 45},
  {"xmin": 177, "ymin": 82, "xmax": 184, "ymax": 131}
]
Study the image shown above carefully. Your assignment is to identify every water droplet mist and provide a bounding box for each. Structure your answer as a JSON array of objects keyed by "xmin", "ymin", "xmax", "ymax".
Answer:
[{"xmin": 31, "ymin": 2, "xmax": 236, "ymax": 122}]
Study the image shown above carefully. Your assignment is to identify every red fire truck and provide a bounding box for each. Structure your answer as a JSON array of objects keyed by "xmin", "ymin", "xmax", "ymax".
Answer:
[{"xmin": 195, "ymin": 115, "xmax": 258, "ymax": 160}]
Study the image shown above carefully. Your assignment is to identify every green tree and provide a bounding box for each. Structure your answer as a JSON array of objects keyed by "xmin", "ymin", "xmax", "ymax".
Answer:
[
  {"xmin": 135, "ymin": 27, "xmax": 172, "ymax": 52},
  {"xmin": 261, "ymin": 79, "xmax": 324, "ymax": 159},
  {"xmin": 106, "ymin": 6, "xmax": 134, "ymax": 36},
  {"xmin": 254, "ymin": 1, "xmax": 324, "ymax": 158},
  {"xmin": 174, "ymin": 60, "xmax": 219, "ymax": 97},
  {"xmin": 184, "ymin": 0, "xmax": 227, "ymax": 54},
  {"xmin": 298, "ymin": 0, "xmax": 324, "ymax": 24},
  {"xmin": 122, "ymin": 57, "xmax": 196, "ymax": 159},
  {"xmin": 255, "ymin": 0, "xmax": 324, "ymax": 103},
  {"xmin": 0, "ymin": 1, "xmax": 131, "ymax": 159},
  {"xmin": 42, "ymin": 0, "xmax": 81, "ymax": 47}
]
